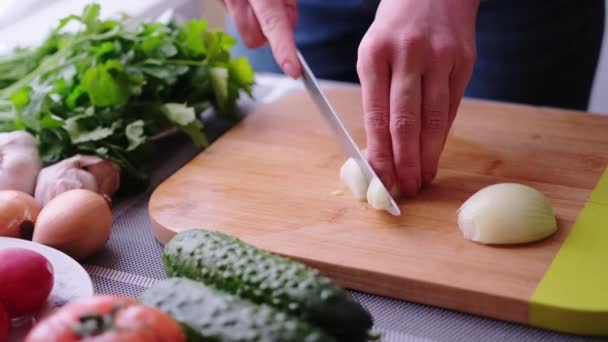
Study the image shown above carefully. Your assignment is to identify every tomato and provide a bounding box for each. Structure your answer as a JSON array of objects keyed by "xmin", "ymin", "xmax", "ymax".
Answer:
[
  {"xmin": 0, "ymin": 248, "xmax": 54, "ymax": 317},
  {"xmin": 0, "ymin": 302, "xmax": 9, "ymax": 342},
  {"xmin": 25, "ymin": 295, "xmax": 185, "ymax": 342}
]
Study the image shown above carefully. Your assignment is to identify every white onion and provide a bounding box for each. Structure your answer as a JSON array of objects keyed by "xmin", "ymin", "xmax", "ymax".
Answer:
[
  {"xmin": 366, "ymin": 177, "xmax": 392, "ymax": 210},
  {"xmin": 339, "ymin": 158, "xmax": 368, "ymax": 201},
  {"xmin": 339, "ymin": 149, "xmax": 394, "ymax": 211},
  {"xmin": 457, "ymin": 183, "xmax": 558, "ymax": 244}
]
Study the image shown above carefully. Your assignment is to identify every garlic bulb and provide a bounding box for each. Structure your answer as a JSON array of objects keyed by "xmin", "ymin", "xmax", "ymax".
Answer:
[
  {"xmin": 457, "ymin": 183, "xmax": 558, "ymax": 245},
  {"xmin": 35, "ymin": 155, "xmax": 120, "ymax": 206},
  {"xmin": 0, "ymin": 131, "xmax": 42, "ymax": 195}
]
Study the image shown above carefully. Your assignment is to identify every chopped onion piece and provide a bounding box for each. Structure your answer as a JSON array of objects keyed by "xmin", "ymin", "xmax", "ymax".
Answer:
[
  {"xmin": 366, "ymin": 177, "xmax": 392, "ymax": 210},
  {"xmin": 339, "ymin": 158, "xmax": 368, "ymax": 202}
]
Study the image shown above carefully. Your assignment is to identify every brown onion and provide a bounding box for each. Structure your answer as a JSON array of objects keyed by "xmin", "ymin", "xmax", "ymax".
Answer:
[
  {"xmin": 0, "ymin": 190, "xmax": 41, "ymax": 239},
  {"xmin": 33, "ymin": 189, "xmax": 112, "ymax": 260}
]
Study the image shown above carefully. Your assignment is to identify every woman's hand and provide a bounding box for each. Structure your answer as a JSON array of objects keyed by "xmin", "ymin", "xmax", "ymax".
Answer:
[
  {"xmin": 221, "ymin": 0, "xmax": 301, "ymax": 78},
  {"xmin": 357, "ymin": 0, "xmax": 479, "ymax": 196}
]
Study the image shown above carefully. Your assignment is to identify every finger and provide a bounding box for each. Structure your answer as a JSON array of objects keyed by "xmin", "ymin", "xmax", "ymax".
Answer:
[
  {"xmin": 357, "ymin": 39, "xmax": 397, "ymax": 192},
  {"xmin": 390, "ymin": 63, "xmax": 423, "ymax": 197},
  {"xmin": 420, "ymin": 66, "xmax": 450, "ymax": 187},
  {"xmin": 448, "ymin": 52, "xmax": 476, "ymax": 128},
  {"xmin": 225, "ymin": 0, "xmax": 266, "ymax": 48},
  {"xmin": 284, "ymin": 0, "xmax": 298, "ymax": 30},
  {"xmin": 440, "ymin": 49, "xmax": 475, "ymax": 151},
  {"xmin": 250, "ymin": 0, "xmax": 301, "ymax": 78}
]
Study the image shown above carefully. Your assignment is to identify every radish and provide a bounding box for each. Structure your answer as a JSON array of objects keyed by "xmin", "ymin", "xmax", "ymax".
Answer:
[
  {"xmin": 0, "ymin": 302, "xmax": 8, "ymax": 342},
  {"xmin": 0, "ymin": 248, "xmax": 54, "ymax": 317}
]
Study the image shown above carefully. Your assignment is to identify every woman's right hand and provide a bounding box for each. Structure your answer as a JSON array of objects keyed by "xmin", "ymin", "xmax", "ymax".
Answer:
[{"xmin": 220, "ymin": 0, "xmax": 302, "ymax": 78}]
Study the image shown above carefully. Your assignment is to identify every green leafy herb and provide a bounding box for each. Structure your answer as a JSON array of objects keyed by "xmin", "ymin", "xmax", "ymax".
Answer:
[{"xmin": 0, "ymin": 3, "xmax": 255, "ymax": 190}]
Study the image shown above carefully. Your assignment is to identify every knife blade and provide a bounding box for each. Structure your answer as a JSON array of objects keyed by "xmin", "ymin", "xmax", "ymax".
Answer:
[{"xmin": 296, "ymin": 50, "xmax": 401, "ymax": 216}]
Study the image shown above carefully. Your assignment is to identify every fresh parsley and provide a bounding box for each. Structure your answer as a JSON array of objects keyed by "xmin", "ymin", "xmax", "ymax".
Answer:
[{"xmin": 0, "ymin": 3, "xmax": 254, "ymax": 190}]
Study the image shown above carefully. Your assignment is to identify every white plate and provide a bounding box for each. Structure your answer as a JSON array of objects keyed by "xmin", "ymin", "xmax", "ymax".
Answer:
[{"xmin": 0, "ymin": 237, "xmax": 94, "ymax": 341}]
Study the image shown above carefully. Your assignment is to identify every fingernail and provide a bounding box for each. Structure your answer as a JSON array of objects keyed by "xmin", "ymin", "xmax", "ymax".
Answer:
[
  {"xmin": 282, "ymin": 61, "xmax": 299, "ymax": 78},
  {"xmin": 389, "ymin": 185, "xmax": 400, "ymax": 198},
  {"xmin": 423, "ymin": 173, "xmax": 435, "ymax": 185}
]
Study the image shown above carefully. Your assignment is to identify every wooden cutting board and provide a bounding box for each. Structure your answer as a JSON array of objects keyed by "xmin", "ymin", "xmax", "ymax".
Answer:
[{"xmin": 149, "ymin": 84, "xmax": 608, "ymax": 336}]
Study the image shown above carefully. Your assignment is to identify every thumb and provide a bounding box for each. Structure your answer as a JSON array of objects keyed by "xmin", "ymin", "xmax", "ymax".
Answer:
[{"xmin": 250, "ymin": 0, "xmax": 301, "ymax": 78}]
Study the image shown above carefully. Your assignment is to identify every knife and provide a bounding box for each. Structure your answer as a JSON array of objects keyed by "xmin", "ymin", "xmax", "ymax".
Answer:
[{"xmin": 296, "ymin": 50, "xmax": 401, "ymax": 216}]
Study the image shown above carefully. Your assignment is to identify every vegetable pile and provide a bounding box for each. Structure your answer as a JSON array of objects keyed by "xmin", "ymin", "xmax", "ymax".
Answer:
[
  {"xmin": 14, "ymin": 229, "xmax": 378, "ymax": 341},
  {"xmin": 0, "ymin": 3, "xmax": 256, "ymax": 263},
  {"xmin": 139, "ymin": 229, "xmax": 378, "ymax": 342},
  {"xmin": 0, "ymin": 3, "xmax": 254, "ymax": 189}
]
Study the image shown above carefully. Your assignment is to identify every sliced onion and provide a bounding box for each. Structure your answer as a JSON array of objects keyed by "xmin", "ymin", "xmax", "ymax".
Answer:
[
  {"xmin": 339, "ymin": 151, "xmax": 395, "ymax": 211},
  {"xmin": 339, "ymin": 158, "xmax": 368, "ymax": 201},
  {"xmin": 366, "ymin": 177, "xmax": 392, "ymax": 210}
]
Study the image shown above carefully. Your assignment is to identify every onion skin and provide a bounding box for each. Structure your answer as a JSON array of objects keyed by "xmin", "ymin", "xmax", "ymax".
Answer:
[
  {"xmin": 457, "ymin": 183, "xmax": 558, "ymax": 245},
  {"xmin": 0, "ymin": 190, "xmax": 41, "ymax": 239},
  {"xmin": 33, "ymin": 189, "xmax": 112, "ymax": 261}
]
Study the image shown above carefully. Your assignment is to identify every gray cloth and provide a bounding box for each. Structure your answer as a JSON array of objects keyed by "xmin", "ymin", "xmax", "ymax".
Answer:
[{"xmin": 83, "ymin": 85, "xmax": 607, "ymax": 342}]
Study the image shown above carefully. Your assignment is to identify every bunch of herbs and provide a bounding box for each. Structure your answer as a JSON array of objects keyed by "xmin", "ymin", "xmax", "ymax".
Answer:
[{"xmin": 0, "ymin": 3, "xmax": 254, "ymax": 190}]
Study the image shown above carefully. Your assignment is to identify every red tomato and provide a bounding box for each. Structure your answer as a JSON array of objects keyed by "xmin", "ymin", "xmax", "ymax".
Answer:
[
  {"xmin": 0, "ymin": 302, "xmax": 9, "ymax": 342},
  {"xmin": 0, "ymin": 248, "xmax": 54, "ymax": 317},
  {"xmin": 25, "ymin": 295, "xmax": 185, "ymax": 342}
]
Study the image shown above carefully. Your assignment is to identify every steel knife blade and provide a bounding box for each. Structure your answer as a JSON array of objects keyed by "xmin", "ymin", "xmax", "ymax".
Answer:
[{"xmin": 296, "ymin": 50, "xmax": 401, "ymax": 216}]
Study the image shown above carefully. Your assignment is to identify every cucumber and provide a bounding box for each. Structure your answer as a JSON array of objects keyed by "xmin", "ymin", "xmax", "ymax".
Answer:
[
  {"xmin": 139, "ymin": 277, "xmax": 337, "ymax": 342},
  {"xmin": 162, "ymin": 229, "xmax": 374, "ymax": 342}
]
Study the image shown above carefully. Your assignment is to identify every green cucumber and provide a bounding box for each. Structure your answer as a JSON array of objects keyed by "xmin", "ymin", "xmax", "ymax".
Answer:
[
  {"xmin": 162, "ymin": 229, "xmax": 374, "ymax": 342},
  {"xmin": 139, "ymin": 277, "xmax": 337, "ymax": 342}
]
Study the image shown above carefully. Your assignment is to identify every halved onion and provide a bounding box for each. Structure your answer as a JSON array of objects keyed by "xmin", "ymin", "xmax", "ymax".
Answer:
[{"xmin": 457, "ymin": 183, "xmax": 558, "ymax": 244}]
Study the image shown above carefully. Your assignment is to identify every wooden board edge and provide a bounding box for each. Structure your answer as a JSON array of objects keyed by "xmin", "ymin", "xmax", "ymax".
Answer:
[
  {"xmin": 149, "ymin": 212, "xmax": 174, "ymax": 246},
  {"xmin": 148, "ymin": 194, "xmax": 177, "ymax": 246}
]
